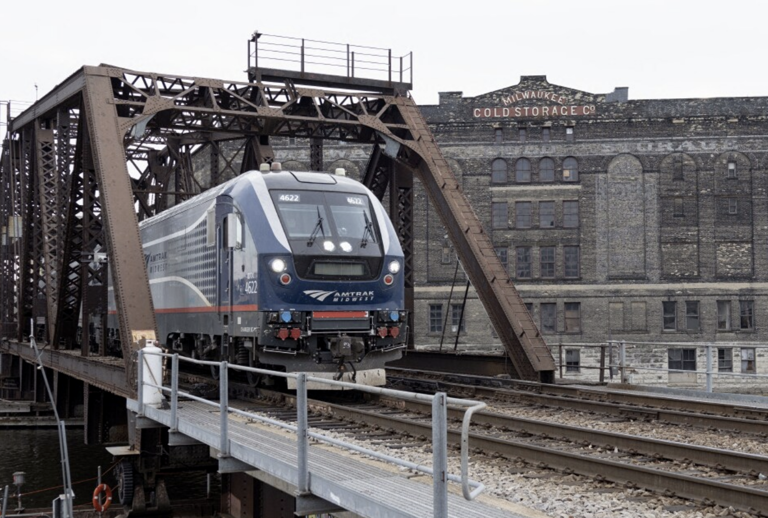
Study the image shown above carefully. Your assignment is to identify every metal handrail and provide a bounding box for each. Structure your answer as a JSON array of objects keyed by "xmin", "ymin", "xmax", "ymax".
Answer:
[{"xmin": 137, "ymin": 349, "xmax": 485, "ymax": 515}]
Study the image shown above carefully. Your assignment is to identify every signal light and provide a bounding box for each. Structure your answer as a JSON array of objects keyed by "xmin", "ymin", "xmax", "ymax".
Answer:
[
  {"xmin": 383, "ymin": 274, "xmax": 394, "ymax": 285},
  {"xmin": 280, "ymin": 273, "xmax": 292, "ymax": 285}
]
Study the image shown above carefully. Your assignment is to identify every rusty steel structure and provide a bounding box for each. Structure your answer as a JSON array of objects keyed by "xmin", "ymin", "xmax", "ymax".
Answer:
[{"xmin": 0, "ymin": 35, "xmax": 555, "ymax": 383}]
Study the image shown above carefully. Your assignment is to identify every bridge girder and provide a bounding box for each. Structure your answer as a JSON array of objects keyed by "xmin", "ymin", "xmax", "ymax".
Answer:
[{"xmin": 1, "ymin": 65, "xmax": 554, "ymax": 383}]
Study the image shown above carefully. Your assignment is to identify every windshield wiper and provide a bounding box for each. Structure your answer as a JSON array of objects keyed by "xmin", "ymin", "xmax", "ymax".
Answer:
[
  {"xmin": 307, "ymin": 206, "xmax": 325, "ymax": 247},
  {"xmin": 360, "ymin": 211, "xmax": 376, "ymax": 248}
]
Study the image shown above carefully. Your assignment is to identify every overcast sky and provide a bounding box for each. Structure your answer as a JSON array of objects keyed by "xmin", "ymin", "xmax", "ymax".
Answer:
[{"xmin": 0, "ymin": 0, "xmax": 763, "ymax": 136}]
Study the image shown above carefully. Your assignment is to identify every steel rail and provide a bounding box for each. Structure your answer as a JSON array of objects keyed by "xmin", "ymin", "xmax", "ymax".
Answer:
[
  {"xmin": 387, "ymin": 373, "xmax": 768, "ymax": 435},
  {"xmin": 292, "ymin": 396, "xmax": 768, "ymax": 515}
]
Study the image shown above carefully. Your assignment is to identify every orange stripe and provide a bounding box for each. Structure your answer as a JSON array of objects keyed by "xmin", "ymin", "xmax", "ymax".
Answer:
[
  {"xmin": 312, "ymin": 311, "xmax": 368, "ymax": 319},
  {"xmin": 108, "ymin": 304, "xmax": 258, "ymax": 315}
]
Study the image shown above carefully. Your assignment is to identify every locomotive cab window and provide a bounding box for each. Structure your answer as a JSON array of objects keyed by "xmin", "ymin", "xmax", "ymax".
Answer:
[
  {"xmin": 271, "ymin": 189, "xmax": 384, "ymax": 280},
  {"xmin": 223, "ymin": 212, "xmax": 244, "ymax": 249}
]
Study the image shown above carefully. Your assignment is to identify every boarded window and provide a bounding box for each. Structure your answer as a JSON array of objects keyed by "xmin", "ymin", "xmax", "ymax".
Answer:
[
  {"xmin": 563, "ymin": 157, "xmax": 579, "ymax": 181},
  {"xmin": 609, "ymin": 302, "xmax": 624, "ymax": 332},
  {"xmin": 740, "ymin": 300, "xmax": 754, "ymax": 330},
  {"xmin": 540, "ymin": 303, "xmax": 556, "ymax": 333},
  {"xmin": 741, "ymin": 347, "xmax": 756, "ymax": 374},
  {"xmin": 516, "ymin": 158, "xmax": 531, "ymax": 183},
  {"xmin": 491, "ymin": 158, "xmax": 507, "ymax": 184},
  {"xmin": 539, "ymin": 157, "xmax": 555, "ymax": 182},
  {"xmin": 564, "ymin": 302, "xmax": 581, "ymax": 332},
  {"xmin": 631, "ymin": 301, "xmax": 646, "ymax": 331},
  {"xmin": 492, "ymin": 202, "xmax": 508, "ymax": 229}
]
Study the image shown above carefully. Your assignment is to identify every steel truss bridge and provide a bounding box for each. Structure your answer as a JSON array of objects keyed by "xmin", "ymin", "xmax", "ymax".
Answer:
[{"xmin": 0, "ymin": 34, "xmax": 554, "ymax": 400}]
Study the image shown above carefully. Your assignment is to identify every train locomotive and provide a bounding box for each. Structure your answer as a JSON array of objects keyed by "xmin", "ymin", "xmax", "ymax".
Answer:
[{"xmin": 108, "ymin": 164, "xmax": 407, "ymax": 387}]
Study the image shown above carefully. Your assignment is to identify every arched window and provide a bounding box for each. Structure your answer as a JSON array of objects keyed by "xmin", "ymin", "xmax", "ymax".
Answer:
[
  {"xmin": 491, "ymin": 159, "xmax": 507, "ymax": 184},
  {"xmin": 539, "ymin": 158, "xmax": 555, "ymax": 182},
  {"xmin": 563, "ymin": 157, "xmax": 579, "ymax": 182},
  {"xmin": 515, "ymin": 158, "xmax": 531, "ymax": 183}
]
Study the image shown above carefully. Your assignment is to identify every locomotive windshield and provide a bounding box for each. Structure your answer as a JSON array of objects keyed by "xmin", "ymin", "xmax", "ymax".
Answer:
[{"xmin": 271, "ymin": 189, "xmax": 384, "ymax": 280}]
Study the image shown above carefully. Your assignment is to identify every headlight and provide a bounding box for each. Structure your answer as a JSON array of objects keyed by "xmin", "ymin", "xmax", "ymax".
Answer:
[
  {"xmin": 323, "ymin": 240, "xmax": 335, "ymax": 252},
  {"xmin": 388, "ymin": 260, "xmax": 401, "ymax": 274},
  {"xmin": 340, "ymin": 241, "xmax": 352, "ymax": 252},
  {"xmin": 270, "ymin": 258, "xmax": 287, "ymax": 272}
]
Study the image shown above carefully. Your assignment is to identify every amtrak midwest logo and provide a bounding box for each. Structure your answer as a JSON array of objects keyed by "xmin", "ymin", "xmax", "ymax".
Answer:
[{"xmin": 304, "ymin": 289, "xmax": 374, "ymax": 302}]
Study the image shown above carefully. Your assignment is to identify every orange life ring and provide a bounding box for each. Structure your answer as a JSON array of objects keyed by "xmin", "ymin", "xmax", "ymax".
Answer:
[{"xmin": 92, "ymin": 483, "xmax": 112, "ymax": 512}]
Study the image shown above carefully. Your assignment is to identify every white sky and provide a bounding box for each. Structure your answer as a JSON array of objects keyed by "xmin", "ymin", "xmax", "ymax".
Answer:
[{"xmin": 0, "ymin": 0, "xmax": 764, "ymax": 135}]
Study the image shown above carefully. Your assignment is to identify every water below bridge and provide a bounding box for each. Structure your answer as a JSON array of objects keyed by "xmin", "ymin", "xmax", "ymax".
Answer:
[{"xmin": 0, "ymin": 427, "xmax": 219, "ymax": 511}]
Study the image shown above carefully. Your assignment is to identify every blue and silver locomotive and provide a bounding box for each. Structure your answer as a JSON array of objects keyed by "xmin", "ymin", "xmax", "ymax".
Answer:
[{"xmin": 109, "ymin": 165, "xmax": 407, "ymax": 387}]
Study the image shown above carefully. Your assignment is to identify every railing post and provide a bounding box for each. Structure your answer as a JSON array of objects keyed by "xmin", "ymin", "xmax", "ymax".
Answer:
[
  {"xmin": 706, "ymin": 344, "xmax": 713, "ymax": 393},
  {"xmin": 599, "ymin": 344, "xmax": 606, "ymax": 383},
  {"xmin": 351, "ymin": 51, "xmax": 355, "ymax": 78},
  {"xmin": 558, "ymin": 344, "xmax": 563, "ymax": 379},
  {"xmin": 170, "ymin": 354, "xmax": 179, "ymax": 432},
  {"xmin": 432, "ymin": 392, "xmax": 448, "ymax": 518},
  {"xmin": 219, "ymin": 361, "xmax": 229, "ymax": 457},
  {"xmin": 619, "ymin": 340, "xmax": 626, "ymax": 383},
  {"xmin": 297, "ymin": 373, "xmax": 309, "ymax": 494},
  {"xmin": 388, "ymin": 49, "xmax": 392, "ymax": 83},
  {"xmin": 301, "ymin": 39, "xmax": 305, "ymax": 74},
  {"xmin": 137, "ymin": 349, "xmax": 145, "ymax": 415}
]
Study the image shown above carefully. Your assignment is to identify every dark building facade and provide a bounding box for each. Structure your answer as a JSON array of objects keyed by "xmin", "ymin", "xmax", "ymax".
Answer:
[{"xmin": 199, "ymin": 75, "xmax": 768, "ymax": 383}]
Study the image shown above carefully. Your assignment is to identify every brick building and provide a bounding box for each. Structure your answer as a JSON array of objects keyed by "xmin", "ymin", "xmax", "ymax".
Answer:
[{"xmin": 207, "ymin": 75, "xmax": 768, "ymax": 385}]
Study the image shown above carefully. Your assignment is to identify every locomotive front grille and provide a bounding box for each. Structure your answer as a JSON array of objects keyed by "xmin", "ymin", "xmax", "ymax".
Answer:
[{"xmin": 310, "ymin": 311, "xmax": 370, "ymax": 332}]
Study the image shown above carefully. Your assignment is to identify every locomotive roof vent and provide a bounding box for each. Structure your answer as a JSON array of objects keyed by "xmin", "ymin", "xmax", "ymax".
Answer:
[
  {"xmin": 271, "ymin": 162, "xmax": 282, "ymax": 172},
  {"xmin": 259, "ymin": 163, "xmax": 270, "ymax": 173},
  {"xmin": 335, "ymin": 168, "xmax": 346, "ymax": 176}
]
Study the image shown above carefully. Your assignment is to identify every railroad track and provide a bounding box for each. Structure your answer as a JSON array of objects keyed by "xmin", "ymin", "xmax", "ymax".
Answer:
[{"xmin": 386, "ymin": 369, "xmax": 768, "ymax": 435}]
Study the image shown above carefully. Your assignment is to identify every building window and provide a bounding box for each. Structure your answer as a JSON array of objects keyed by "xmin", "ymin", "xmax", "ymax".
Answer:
[
  {"xmin": 718, "ymin": 348, "xmax": 733, "ymax": 372},
  {"xmin": 515, "ymin": 201, "xmax": 532, "ymax": 228},
  {"xmin": 518, "ymin": 127, "xmax": 527, "ymax": 142},
  {"xmin": 686, "ymin": 301, "xmax": 700, "ymax": 332},
  {"xmin": 515, "ymin": 158, "xmax": 531, "ymax": 183},
  {"xmin": 491, "ymin": 158, "xmax": 508, "ymax": 184},
  {"xmin": 441, "ymin": 236, "xmax": 452, "ymax": 264},
  {"xmin": 516, "ymin": 246, "xmax": 532, "ymax": 278},
  {"xmin": 728, "ymin": 199, "xmax": 738, "ymax": 215},
  {"xmin": 565, "ymin": 349, "xmax": 580, "ymax": 372},
  {"xmin": 740, "ymin": 300, "xmax": 754, "ymax": 330},
  {"xmin": 563, "ymin": 157, "xmax": 579, "ymax": 182},
  {"xmin": 564, "ymin": 302, "xmax": 581, "ymax": 332},
  {"xmin": 539, "ymin": 201, "xmax": 555, "ymax": 228},
  {"xmin": 563, "ymin": 201, "xmax": 579, "ymax": 228},
  {"xmin": 429, "ymin": 304, "xmax": 443, "ymax": 333},
  {"xmin": 495, "ymin": 246, "xmax": 508, "ymax": 272},
  {"xmin": 540, "ymin": 303, "xmax": 556, "ymax": 333},
  {"xmin": 289, "ymin": 137, "xmax": 297, "ymax": 145},
  {"xmin": 674, "ymin": 197, "xmax": 684, "ymax": 217},
  {"xmin": 540, "ymin": 246, "xmax": 555, "ymax": 278},
  {"xmin": 673, "ymin": 155, "xmax": 685, "ymax": 180},
  {"xmin": 542, "ymin": 127, "xmax": 551, "ymax": 142},
  {"xmin": 727, "ymin": 161, "xmax": 736, "ymax": 178},
  {"xmin": 663, "ymin": 301, "xmax": 676, "ymax": 331},
  {"xmin": 539, "ymin": 157, "xmax": 555, "ymax": 182},
  {"xmin": 495, "ymin": 127, "xmax": 503, "ymax": 144},
  {"xmin": 524, "ymin": 302, "xmax": 533, "ymax": 315},
  {"xmin": 717, "ymin": 300, "xmax": 731, "ymax": 331},
  {"xmin": 564, "ymin": 246, "xmax": 580, "ymax": 278},
  {"xmin": 566, "ymin": 126, "xmax": 574, "ymax": 141},
  {"xmin": 741, "ymin": 348, "xmax": 756, "ymax": 373},
  {"xmin": 669, "ymin": 348, "xmax": 696, "ymax": 371},
  {"xmin": 451, "ymin": 304, "xmax": 466, "ymax": 333},
  {"xmin": 492, "ymin": 202, "xmax": 508, "ymax": 229}
]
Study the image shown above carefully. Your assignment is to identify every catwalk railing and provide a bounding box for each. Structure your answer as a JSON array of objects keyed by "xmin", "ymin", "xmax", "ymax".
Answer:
[{"xmin": 136, "ymin": 347, "xmax": 485, "ymax": 517}]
